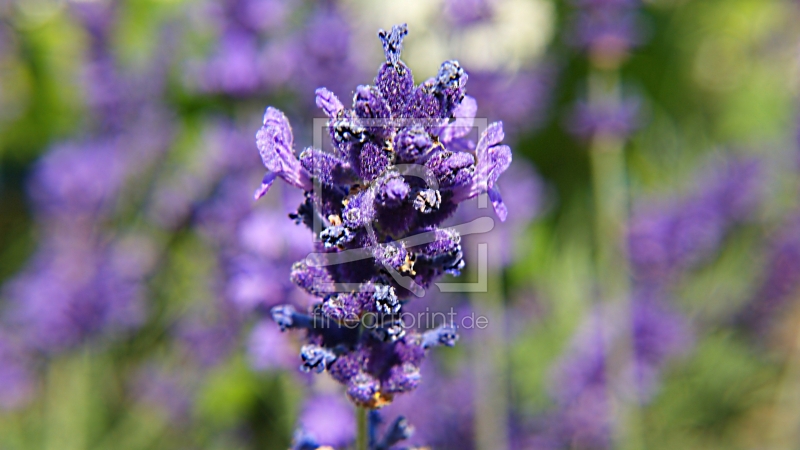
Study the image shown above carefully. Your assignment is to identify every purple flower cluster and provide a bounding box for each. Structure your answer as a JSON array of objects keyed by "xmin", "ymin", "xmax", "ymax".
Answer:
[
  {"xmin": 467, "ymin": 68, "xmax": 556, "ymax": 139},
  {"xmin": 195, "ymin": 175, "xmax": 314, "ymax": 372},
  {"xmin": 443, "ymin": 0, "xmax": 496, "ymax": 26},
  {"xmin": 737, "ymin": 214, "xmax": 800, "ymax": 336},
  {"xmin": 628, "ymin": 157, "xmax": 762, "ymax": 284},
  {"xmin": 566, "ymin": 95, "xmax": 642, "ymax": 142},
  {"xmin": 543, "ymin": 295, "xmax": 691, "ymax": 448},
  {"xmin": 297, "ymin": 394, "xmax": 356, "ymax": 447},
  {"xmin": 192, "ymin": 0, "xmax": 362, "ymax": 100},
  {"xmin": 3, "ymin": 232, "xmax": 152, "ymax": 353},
  {"xmin": 257, "ymin": 24, "xmax": 512, "ymax": 407},
  {"xmin": 292, "ymin": 408, "xmax": 419, "ymax": 450},
  {"xmin": 566, "ymin": 0, "xmax": 645, "ymax": 65},
  {"xmin": 0, "ymin": 333, "xmax": 34, "ymax": 411},
  {"xmin": 0, "ymin": 2, "xmax": 172, "ymax": 409}
]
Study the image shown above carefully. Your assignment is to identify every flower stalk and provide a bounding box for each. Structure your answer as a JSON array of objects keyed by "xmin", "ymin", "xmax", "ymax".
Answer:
[{"xmin": 588, "ymin": 65, "xmax": 642, "ymax": 450}]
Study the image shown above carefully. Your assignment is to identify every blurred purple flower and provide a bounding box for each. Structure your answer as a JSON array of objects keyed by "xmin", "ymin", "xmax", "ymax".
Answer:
[
  {"xmin": 130, "ymin": 364, "xmax": 194, "ymax": 424},
  {"xmin": 566, "ymin": 96, "xmax": 642, "ymax": 141},
  {"xmin": 628, "ymin": 157, "xmax": 762, "ymax": 283},
  {"xmin": 298, "ymin": 394, "xmax": 356, "ymax": 447},
  {"xmin": 148, "ymin": 122, "xmax": 254, "ymax": 229},
  {"xmin": 191, "ymin": 0, "xmax": 364, "ymax": 100},
  {"xmin": 0, "ymin": 332, "xmax": 34, "ymax": 411},
  {"xmin": 199, "ymin": 31, "xmax": 263, "ymax": 95},
  {"xmin": 247, "ymin": 320, "xmax": 297, "ymax": 371},
  {"xmin": 737, "ymin": 214, "xmax": 800, "ymax": 336},
  {"xmin": 2, "ymin": 233, "xmax": 152, "ymax": 353},
  {"xmin": 566, "ymin": 0, "xmax": 646, "ymax": 64},
  {"xmin": 383, "ymin": 362, "xmax": 475, "ymax": 449},
  {"xmin": 176, "ymin": 308, "xmax": 241, "ymax": 369},
  {"xmin": 468, "ymin": 68, "xmax": 556, "ymax": 138},
  {"xmin": 452, "ymin": 160, "xmax": 546, "ymax": 267},
  {"xmin": 444, "ymin": 0, "xmax": 496, "ymax": 26},
  {"xmin": 27, "ymin": 139, "xmax": 127, "ymax": 218},
  {"xmin": 544, "ymin": 296, "xmax": 691, "ymax": 448}
]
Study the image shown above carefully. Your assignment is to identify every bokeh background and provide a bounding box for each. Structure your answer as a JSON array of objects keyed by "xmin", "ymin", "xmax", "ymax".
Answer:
[{"xmin": 0, "ymin": 0, "xmax": 799, "ymax": 449}]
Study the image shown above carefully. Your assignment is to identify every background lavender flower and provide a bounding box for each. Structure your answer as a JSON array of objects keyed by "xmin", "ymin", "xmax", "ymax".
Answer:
[
  {"xmin": 736, "ymin": 214, "xmax": 800, "ymax": 337},
  {"xmin": 2, "ymin": 232, "xmax": 152, "ymax": 353},
  {"xmin": 566, "ymin": 95, "xmax": 642, "ymax": 142},
  {"xmin": 0, "ymin": 332, "xmax": 33, "ymax": 411},
  {"xmin": 565, "ymin": 0, "xmax": 646, "ymax": 66},
  {"xmin": 189, "ymin": 0, "xmax": 364, "ymax": 102},
  {"xmin": 297, "ymin": 394, "xmax": 356, "ymax": 447},
  {"xmin": 628, "ymin": 157, "xmax": 762, "ymax": 284},
  {"xmin": 543, "ymin": 297, "xmax": 691, "ymax": 448},
  {"xmin": 130, "ymin": 364, "xmax": 194, "ymax": 425},
  {"xmin": 467, "ymin": 68, "xmax": 557, "ymax": 138},
  {"xmin": 451, "ymin": 160, "xmax": 545, "ymax": 267}
]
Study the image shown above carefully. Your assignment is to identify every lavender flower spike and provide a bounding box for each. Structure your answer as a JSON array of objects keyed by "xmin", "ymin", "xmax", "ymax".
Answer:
[
  {"xmin": 259, "ymin": 24, "xmax": 509, "ymax": 408},
  {"xmin": 255, "ymin": 107, "xmax": 313, "ymax": 199},
  {"xmin": 315, "ymin": 88, "xmax": 344, "ymax": 118}
]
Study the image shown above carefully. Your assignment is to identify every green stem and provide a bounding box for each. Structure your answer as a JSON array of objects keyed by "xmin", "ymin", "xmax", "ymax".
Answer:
[
  {"xmin": 587, "ymin": 68, "xmax": 643, "ymax": 450},
  {"xmin": 356, "ymin": 406, "xmax": 368, "ymax": 450}
]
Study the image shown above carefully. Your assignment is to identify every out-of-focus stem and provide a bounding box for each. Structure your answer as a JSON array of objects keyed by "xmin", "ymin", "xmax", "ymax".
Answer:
[
  {"xmin": 473, "ymin": 263, "xmax": 509, "ymax": 450},
  {"xmin": 587, "ymin": 68, "xmax": 642, "ymax": 450},
  {"xmin": 356, "ymin": 406, "xmax": 368, "ymax": 450}
]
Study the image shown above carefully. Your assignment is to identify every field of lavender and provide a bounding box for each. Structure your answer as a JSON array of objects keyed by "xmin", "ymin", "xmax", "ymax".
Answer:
[{"xmin": 0, "ymin": 0, "xmax": 798, "ymax": 449}]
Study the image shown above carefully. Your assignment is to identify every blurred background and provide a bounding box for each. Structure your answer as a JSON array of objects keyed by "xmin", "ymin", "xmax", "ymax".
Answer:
[{"xmin": 0, "ymin": 0, "xmax": 799, "ymax": 449}]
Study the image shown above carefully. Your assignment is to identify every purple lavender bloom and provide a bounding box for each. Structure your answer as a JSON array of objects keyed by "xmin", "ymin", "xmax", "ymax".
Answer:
[
  {"xmin": 737, "ymin": 214, "xmax": 800, "ymax": 336},
  {"xmin": 130, "ymin": 365, "xmax": 194, "ymax": 424},
  {"xmin": 444, "ymin": 0, "xmax": 496, "ymax": 25},
  {"xmin": 628, "ymin": 157, "xmax": 762, "ymax": 283},
  {"xmin": 298, "ymin": 394, "xmax": 356, "ymax": 447},
  {"xmin": 451, "ymin": 160, "xmax": 545, "ymax": 267},
  {"xmin": 545, "ymin": 297, "xmax": 691, "ymax": 448},
  {"xmin": 566, "ymin": 0, "xmax": 646, "ymax": 65},
  {"xmin": 292, "ymin": 408, "xmax": 418, "ymax": 450},
  {"xmin": 567, "ymin": 96, "xmax": 642, "ymax": 141},
  {"xmin": 255, "ymin": 107, "xmax": 314, "ymax": 199},
  {"xmin": 0, "ymin": 332, "xmax": 34, "ymax": 411},
  {"xmin": 258, "ymin": 23, "xmax": 513, "ymax": 407},
  {"xmin": 466, "ymin": 68, "xmax": 556, "ymax": 138},
  {"xmin": 248, "ymin": 320, "xmax": 297, "ymax": 370},
  {"xmin": 2, "ymin": 233, "xmax": 152, "ymax": 353}
]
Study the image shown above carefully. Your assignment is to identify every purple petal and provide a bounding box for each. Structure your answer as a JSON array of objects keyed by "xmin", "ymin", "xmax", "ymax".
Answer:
[
  {"xmin": 253, "ymin": 172, "xmax": 277, "ymax": 200},
  {"xmin": 488, "ymin": 187, "xmax": 508, "ymax": 222},
  {"xmin": 255, "ymin": 107, "xmax": 312, "ymax": 192},
  {"xmin": 487, "ymin": 144, "xmax": 512, "ymax": 188},
  {"xmin": 315, "ymin": 87, "xmax": 344, "ymax": 118},
  {"xmin": 476, "ymin": 121, "xmax": 505, "ymax": 158},
  {"xmin": 440, "ymin": 96, "xmax": 477, "ymax": 143},
  {"xmin": 259, "ymin": 107, "xmax": 293, "ymax": 150}
]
